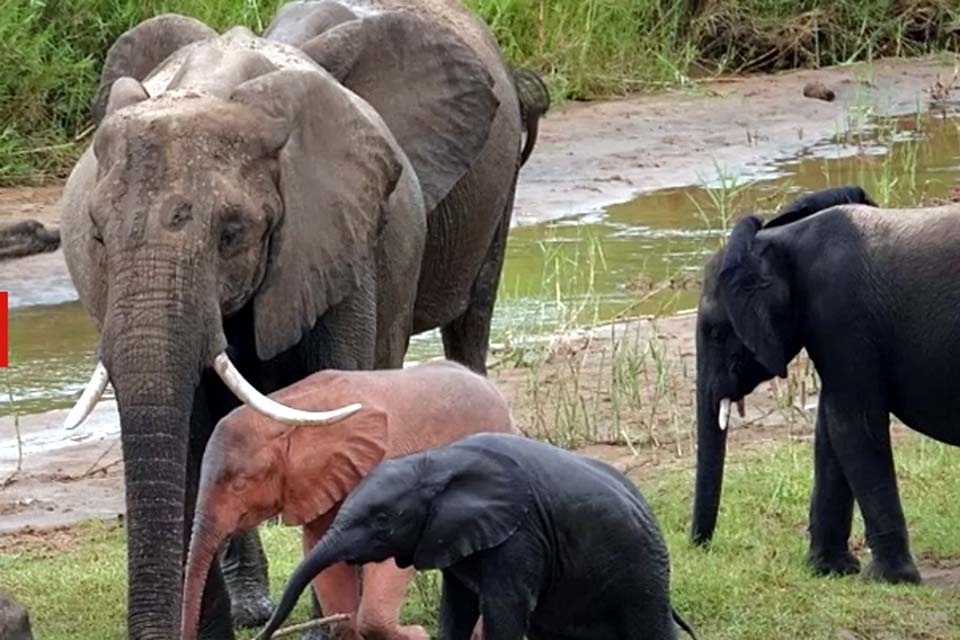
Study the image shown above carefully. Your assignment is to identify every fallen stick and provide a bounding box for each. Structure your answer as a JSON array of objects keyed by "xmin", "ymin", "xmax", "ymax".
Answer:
[{"xmin": 268, "ymin": 613, "xmax": 351, "ymax": 638}]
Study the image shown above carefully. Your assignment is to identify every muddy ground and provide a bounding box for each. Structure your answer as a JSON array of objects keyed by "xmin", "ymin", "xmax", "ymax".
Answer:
[{"xmin": 1, "ymin": 56, "xmax": 958, "ymax": 559}]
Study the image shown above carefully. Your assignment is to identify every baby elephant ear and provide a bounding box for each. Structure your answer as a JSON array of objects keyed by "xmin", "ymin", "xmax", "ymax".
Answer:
[
  {"xmin": 412, "ymin": 448, "xmax": 530, "ymax": 570},
  {"xmin": 92, "ymin": 14, "xmax": 217, "ymax": 123},
  {"xmin": 300, "ymin": 11, "xmax": 499, "ymax": 213}
]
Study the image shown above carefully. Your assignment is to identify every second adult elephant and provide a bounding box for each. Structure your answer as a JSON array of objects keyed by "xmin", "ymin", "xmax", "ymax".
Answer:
[
  {"xmin": 691, "ymin": 189, "xmax": 960, "ymax": 584},
  {"xmin": 264, "ymin": 0, "xmax": 551, "ymax": 372}
]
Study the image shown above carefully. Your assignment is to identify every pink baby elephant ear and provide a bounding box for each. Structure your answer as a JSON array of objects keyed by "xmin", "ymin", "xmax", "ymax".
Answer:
[{"xmin": 281, "ymin": 406, "xmax": 389, "ymax": 526}]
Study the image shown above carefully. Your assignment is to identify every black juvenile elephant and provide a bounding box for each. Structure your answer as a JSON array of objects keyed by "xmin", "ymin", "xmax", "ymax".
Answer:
[
  {"xmin": 691, "ymin": 185, "xmax": 960, "ymax": 584},
  {"xmin": 59, "ymin": 5, "xmax": 548, "ymax": 639},
  {"xmin": 256, "ymin": 433, "xmax": 697, "ymax": 640}
]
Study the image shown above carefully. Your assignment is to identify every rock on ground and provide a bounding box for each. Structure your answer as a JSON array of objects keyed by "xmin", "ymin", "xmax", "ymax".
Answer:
[{"xmin": 0, "ymin": 592, "xmax": 34, "ymax": 640}]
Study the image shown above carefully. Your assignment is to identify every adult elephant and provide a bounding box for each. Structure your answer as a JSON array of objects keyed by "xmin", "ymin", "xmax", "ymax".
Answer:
[
  {"xmin": 690, "ymin": 186, "xmax": 960, "ymax": 585},
  {"xmin": 263, "ymin": 0, "xmax": 550, "ymax": 370},
  {"xmin": 59, "ymin": 5, "xmax": 544, "ymax": 638}
]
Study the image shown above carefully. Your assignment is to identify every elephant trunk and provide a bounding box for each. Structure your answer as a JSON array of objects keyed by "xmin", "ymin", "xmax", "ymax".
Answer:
[
  {"xmin": 101, "ymin": 249, "xmax": 219, "ymax": 639},
  {"xmin": 255, "ymin": 530, "xmax": 349, "ymax": 640},
  {"xmin": 181, "ymin": 509, "xmax": 232, "ymax": 640},
  {"xmin": 691, "ymin": 383, "xmax": 729, "ymax": 545}
]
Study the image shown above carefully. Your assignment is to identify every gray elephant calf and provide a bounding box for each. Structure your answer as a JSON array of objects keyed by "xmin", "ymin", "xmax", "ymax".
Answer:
[{"xmin": 257, "ymin": 433, "xmax": 697, "ymax": 640}]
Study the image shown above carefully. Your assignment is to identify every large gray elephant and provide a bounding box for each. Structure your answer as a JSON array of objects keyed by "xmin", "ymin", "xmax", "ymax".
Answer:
[
  {"xmin": 264, "ymin": 0, "xmax": 549, "ymax": 369},
  {"xmin": 59, "ymin": 4, "xmax": 547, "ymax": 639}
]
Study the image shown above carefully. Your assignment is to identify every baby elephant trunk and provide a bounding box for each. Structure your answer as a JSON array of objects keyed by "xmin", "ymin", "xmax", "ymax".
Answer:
[
  {"xmin": 254, "ymin": 529, "xmax": 348, "ymax": 640},
  {"xmin": 180, "ymin": 513, "xmax": 231, "ymax": 640}
]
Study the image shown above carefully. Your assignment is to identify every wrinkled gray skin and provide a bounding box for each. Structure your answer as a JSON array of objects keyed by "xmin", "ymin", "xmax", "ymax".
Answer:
[
  {"xmin": 61, "ymin": 22, "xmax": 426, "ymax": 640},
  {"xmin": 0, "ymin": 219, "xmax": 60, "ymax": 261},
  {"xmin": 691, "ymin": 198, "xmax": 960, "ymax": 585},
  {"xmin": 258, "ymin": 434, "xmax": 695, "ymax": 640},
  {"xmin": 61, "ymin": 1, "xmax": 545, "ymax": 637}
]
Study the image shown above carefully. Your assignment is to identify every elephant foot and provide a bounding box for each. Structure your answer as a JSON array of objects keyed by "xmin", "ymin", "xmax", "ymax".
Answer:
[
  {"xmin": 229, "ymin": 590, "xmax": 275, "ymax": 628},
  {"xmin": 357, "ymin": 624, "xmax": 430, "ymax": 640},
  {"xmin": 806, "ymin": 547, "xmax": 861, "ymax": 577},
  {"xmin": 862, "ymin": 556, "xmax": 922, "ymax": 585}
]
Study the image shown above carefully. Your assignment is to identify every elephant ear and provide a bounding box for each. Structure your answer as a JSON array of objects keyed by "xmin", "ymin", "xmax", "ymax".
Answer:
[
  {"xmin": 410, "ymin": 447, "xmax": 531, "ymax": 570},
  {"xmin": 281, "ymin": 406, "xmax": 388, "ymax": 526},
  {"xmin": 718, "ymin": 215, "xmax": 791, "ymax": 377},
  {"xmin": 262, "ymin": 0, "xmax": 359, "ymax": 46},
  {"xmin": 300, "ymin": 11, "xmax": 499, "ymax": 213},
  {"xmin": 764, "ymin": 185, "xmax": 877, "ymax": 229},
  {"xmin": 92, "ymin": 14, "xmax": 217, "ymax": 123},
  {"xmin": 231, "ymin": 69, "xmax": 403, "ymax": 361}
]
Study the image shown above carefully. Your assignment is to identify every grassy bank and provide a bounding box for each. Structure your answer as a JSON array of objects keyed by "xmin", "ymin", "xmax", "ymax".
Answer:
[
  {"xmin": 2, "ymin": 0, "xmax": 959, "ymax": 184},
  {"xmin": 3, "ymin": 430, "xmax": 959, "ymax": 639}
]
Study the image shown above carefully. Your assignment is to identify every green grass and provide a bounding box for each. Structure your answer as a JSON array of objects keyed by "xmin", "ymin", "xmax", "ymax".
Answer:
[
  {"xmin": 2, "ymin": 0, "xmax": 959, "ymax": 184},
  {"xmin": 4, "ymin": 430, "xmax": 959, "ymax": 639}
]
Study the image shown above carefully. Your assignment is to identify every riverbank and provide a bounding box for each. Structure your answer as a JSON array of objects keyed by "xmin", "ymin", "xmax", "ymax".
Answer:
[{"xmin": 2, "ymin": 55, "xmax": 959, "ymax": 530}]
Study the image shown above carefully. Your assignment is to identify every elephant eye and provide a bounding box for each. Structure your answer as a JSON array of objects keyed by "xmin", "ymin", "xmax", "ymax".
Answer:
[
  {"xmin": 708, "ymin": 325, "xmax": 729, "ymax": 341},
  {"xmin": 218, "ymin": 215, "xmax": 247, "ymax": 258}
]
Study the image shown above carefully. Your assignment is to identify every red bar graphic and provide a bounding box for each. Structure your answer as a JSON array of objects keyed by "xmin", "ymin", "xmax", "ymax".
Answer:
[{"xmin": 0, "ymin": 292, "xmax": 7, "ymax": 367}]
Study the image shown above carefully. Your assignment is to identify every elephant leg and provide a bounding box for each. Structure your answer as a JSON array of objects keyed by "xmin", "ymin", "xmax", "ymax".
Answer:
[
  {"xmin": 819, "ymin": 390, "xmax": 920, "ymax": 584},
  {"xmin": 220, "ymin": 529, "xmax": 274, "ymax": 627},
  {"xmin": 477, "ymin": 544, "xmax": 538, "ymax": 640},
  {"xmin": 441, "ymin": 183, "xmax": 515, "ymax": 375},
  {"xmin": 355, "ymin": 560, "xmax": 426, "ymax": 640},
  {"xmin": 806, "ymin": 406, "xmax": 860, "ymax": 577},
  {"xmin": 438, "ymin": 574, "xmax": 480, "ymax": 640}
]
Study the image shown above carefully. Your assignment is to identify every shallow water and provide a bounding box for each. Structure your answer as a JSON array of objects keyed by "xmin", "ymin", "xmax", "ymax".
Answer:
[{"xmin": 3, "ymin": 114, "xmax": 959, "ymax": 418}]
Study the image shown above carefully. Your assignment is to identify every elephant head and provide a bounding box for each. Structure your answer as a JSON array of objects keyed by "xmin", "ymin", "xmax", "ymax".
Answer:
[
  {"xmin": 690, "ymin": 186, "xmax": 876, "ymax": 545},
  {"xmin": 253, "ymin": 443, "xmax": 526, "ymax": 639},
  {"xmin": 59, "ymin": 19, "xmax": 429, "ymax": 635},
  {"xmin": 181, "ymin": 389, "xmax": 389, "ymax": 640}
]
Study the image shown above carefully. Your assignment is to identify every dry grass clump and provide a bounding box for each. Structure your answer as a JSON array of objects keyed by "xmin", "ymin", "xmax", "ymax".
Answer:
[{"xmin": 691, "ymin": 0, "xmax": 960, "ymax": 74}]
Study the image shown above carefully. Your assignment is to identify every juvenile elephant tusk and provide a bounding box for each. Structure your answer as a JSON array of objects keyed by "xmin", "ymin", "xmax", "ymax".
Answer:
[
  {"xmin": 212, "ymin": 352, "xmax": 361, "ymax": 426},
  {"xmin": 718, "ymin": 397, "xmax": 731, "ymax": 431},
  {"xmin": 64, "ymin": 361, "xmax": 110, "ymax": 430}
]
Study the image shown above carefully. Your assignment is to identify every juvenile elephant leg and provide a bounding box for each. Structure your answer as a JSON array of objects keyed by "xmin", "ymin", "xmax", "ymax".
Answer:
[
  {"xmin": 477, "ymin": 545, "xmax": 538, "ymax": 640},
  {"xmin": 220, "ymin": 530, "xmax": 274, "ymax": 627},
  {"xmin": 355, "ymin": 561, "xmax": 427, "ymax": 640},
  {"xmin": 806, "ymin": 406, "xmax": 860, "ymax": 577},
  {"xmin": 437, "ymin": 574, "xmax": 480, "ymax": 640},
  {"xmin": 441, "ymin": 185, "xmax": 515, "ymax": 375},
  {"xmin": 820, "ymin": 390, "xmax": 920, "ymax": 584}
]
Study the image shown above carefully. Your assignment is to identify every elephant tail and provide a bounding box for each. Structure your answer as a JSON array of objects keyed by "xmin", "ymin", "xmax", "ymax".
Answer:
[
  {"xmin": 511, "ymin": 66, "xmax": 550, "ymax": 166},
  {"xmin": 672, "ymin": 607, "xmax": 698, "ymax": 639}
]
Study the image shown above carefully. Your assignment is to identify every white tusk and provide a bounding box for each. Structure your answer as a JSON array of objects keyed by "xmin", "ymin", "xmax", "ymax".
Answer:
[
  {"xmin": 64, "ymin": 361, "xmax": 110, "ymax": 430},
  {"xmin": 718, "ymin": 397, "xmax": 731, "ymax": 431},
  {"xmin": 213, "ymin": 352, "xmax": 361, "ymax": 426}
]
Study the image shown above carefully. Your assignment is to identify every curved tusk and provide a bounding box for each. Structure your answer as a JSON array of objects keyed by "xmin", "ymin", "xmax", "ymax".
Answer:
[
  {"xmin": 718, "ymin": 397, "xmax": 731, "ymax": 431},
  {"xmin": 213, "ymin": 352, "xmax": 361, "ymax": 426},
  {"xmin": 64, "ymin": 361, "xmax": 110, "ymax": 430},
  {"xmin": 736, "ymin": 398, "xmax": 745, "ymax": 418}
]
